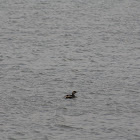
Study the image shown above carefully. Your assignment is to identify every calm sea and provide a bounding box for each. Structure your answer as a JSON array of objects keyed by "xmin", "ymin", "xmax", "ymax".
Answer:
[{"xmin": 0, "ymin": 0, "xmax": 140, "ymax": 140}]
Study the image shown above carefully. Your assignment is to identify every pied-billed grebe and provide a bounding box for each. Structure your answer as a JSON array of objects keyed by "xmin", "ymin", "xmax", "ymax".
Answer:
[{"xmin": 64, "ymin": 91, "xmax": 77, "ymax": 99}]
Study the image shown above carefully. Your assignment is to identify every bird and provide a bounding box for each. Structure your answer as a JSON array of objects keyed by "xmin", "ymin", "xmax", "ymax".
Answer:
[{"xmin": 64, "ymin": 91, "xmax": 77, "ymax": 99}]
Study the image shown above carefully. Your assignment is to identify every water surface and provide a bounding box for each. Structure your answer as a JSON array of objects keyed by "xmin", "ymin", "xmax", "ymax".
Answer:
[{"xmin": 0, "ymin": 0, "xmax": 140, "ymax": 140}]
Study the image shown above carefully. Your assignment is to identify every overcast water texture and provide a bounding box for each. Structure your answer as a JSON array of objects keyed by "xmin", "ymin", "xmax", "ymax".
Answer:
[{"xmin": 1, "ymin": 0, "xmax": 140, "ymax": 140}]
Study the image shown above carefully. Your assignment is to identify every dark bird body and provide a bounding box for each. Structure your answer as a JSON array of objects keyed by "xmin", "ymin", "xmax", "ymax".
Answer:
[{"xmin": 64, "ymin": 91, "xmax": 77, "ymax": 99}]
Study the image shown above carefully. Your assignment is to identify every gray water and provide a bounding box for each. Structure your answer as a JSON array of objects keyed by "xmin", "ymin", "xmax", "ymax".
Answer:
[{"xmin": 0, "ymin": 0, "xmax": 140, "ymax": 140}]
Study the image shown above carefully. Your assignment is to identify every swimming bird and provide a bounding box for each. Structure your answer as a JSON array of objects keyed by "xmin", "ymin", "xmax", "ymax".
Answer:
[{"xmin": 64, "ymin": 91, "xmax": 77, "ymax": 99}]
